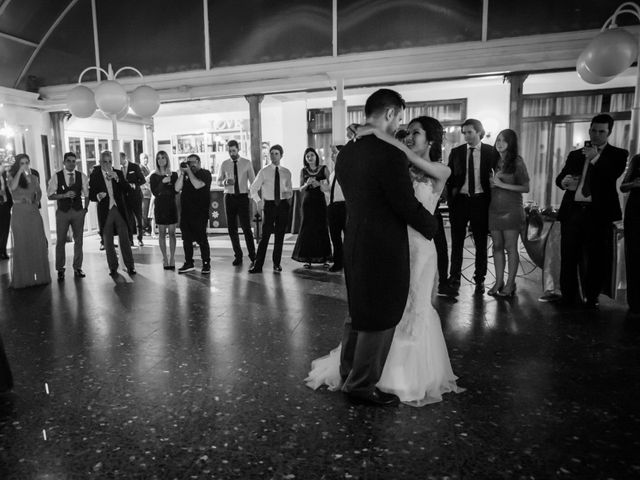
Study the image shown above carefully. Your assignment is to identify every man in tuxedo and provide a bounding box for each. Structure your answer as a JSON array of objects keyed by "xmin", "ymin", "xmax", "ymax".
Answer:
[
  {"xmin": 121, "ymin": 152, "xmax": 147, "ymax": 247},
  {"xmin": 335, "ymin": 89, "xmax": 438, "ymax": 407},
  {"xmin": 445, "ymin": 118, "xmax": 499, "ymax": 295},
  {"xmin": 89, "ymin": 151, "xmax": 136, "ymax": 276},
  {"xmin": 326, "ymin": 145, "xmax": 345, "ymax": 272},
  {"xmin": 47, "ymin": 152, "xmax": 90, "ymax": 280},
  {"xmin": 555, "ymin": 114, "xmax": 628, "ymax": 308},
  {"xmin": 0, "ymin": 166, "xmax": 12, "ymax": 260}
]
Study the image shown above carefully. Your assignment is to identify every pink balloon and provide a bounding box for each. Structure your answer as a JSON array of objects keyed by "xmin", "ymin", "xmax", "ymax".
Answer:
[
  {"xmin": 66, "ymin": 85, "xmax": 96, "ymax": 118},
  {"xmin": 576, "ymin": 51, "xmax": 615, "ymax": 84},
  {"xmin": 583, "ymin": 28, "xmax": 638, "ymax": 78},
  {"xmin": 94, "ymin": 80, "xmax": 128, "ymax": 115},
  {"xmin": 130, "ymin": 85, "xmax": 160, "ymax": 118}
]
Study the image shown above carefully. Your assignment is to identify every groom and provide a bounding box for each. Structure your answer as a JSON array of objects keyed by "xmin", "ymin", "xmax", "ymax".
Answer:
[{"xmin": 335, "ymin": 89, "xmax": 438, "ymax": 406}]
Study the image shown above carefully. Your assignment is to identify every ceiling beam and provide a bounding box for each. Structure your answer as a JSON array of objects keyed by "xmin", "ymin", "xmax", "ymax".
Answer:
[
  {"xmin": 0, "ymin": 0, "xmax": 13, "ymax": 18},
  {"xmin": 0, "ymin": 30, "xmax": 37, "ymax": 47},
  {"xmin": 36, "ymin": 26, "xmax": 640, "ymax": 109},
  {"xmin": 13, "ymin": 0, "xmax": 80, "ymax": 88}
]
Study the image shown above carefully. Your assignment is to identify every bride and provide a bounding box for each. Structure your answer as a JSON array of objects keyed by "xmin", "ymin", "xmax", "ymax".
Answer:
[{"xmin": 305, "ymin": 116, "xmax": 464, "ymax": 406}]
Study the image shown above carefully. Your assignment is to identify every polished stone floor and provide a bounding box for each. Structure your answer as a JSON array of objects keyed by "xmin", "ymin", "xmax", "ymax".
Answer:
[{"xmin": 0, "ymin": 235, "xmax": 638, "ymax": 479}]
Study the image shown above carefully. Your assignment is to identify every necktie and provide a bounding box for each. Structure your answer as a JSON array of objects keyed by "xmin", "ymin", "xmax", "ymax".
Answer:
[
  {"xmin": 233, "ymin": 160, "xmax": 240, "ymax": 195},
  {"xmin": 581, "ymin": 148, "xmax": 599, "ymax": 198},
  {"xmin": 274, "ymin": 166, "xmax": 281, "ymax": 206},
  {"xmin": 330, "ymin": 174, "xmax": 337, "ymax": 204},
  {"xmin": 69, "ymin": 172, "xmax": 75, "ymax": 186},
  {"xmin": 467, "ymin": 147, "xmax": 475, "ymax": 195}
]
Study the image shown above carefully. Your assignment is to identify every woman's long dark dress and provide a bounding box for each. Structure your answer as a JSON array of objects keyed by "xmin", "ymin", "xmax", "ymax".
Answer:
[
  {"xmin": 292, "ymin": 166, "xmax": 332, "ymax": 264},
  {"xmin": 149, "ymin": 172, "xmax": 178, "ymax": 225}
]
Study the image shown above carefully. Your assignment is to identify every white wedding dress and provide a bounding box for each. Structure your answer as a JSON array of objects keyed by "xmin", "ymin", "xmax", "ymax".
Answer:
[{"xmin": 305, "ymin": 178, "xmax": 464, "ymax": 406}]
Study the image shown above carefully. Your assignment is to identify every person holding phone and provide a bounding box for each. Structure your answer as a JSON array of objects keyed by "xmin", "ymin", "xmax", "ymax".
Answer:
[
  {"xmin": 89, "ymin": 150, "xmax": 136, "ymax": 277},
  {"xmin": 555, "ymin": 114, "xmax": 628, "ymax": 308},
  {"xmin": 149, "ymin": 151, "xmax": 179, "ymax": 270}
]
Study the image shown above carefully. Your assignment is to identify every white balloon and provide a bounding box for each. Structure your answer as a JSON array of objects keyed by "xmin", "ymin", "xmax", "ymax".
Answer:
[
  {"xmin": 576, "ymin": 51, "xmax": 615, "ymax": 84},
  {"xmin": 130, "ymin": 85, "xmax": 160, "ymax": 118},
  {"xmin": 94, "ymin": 80, "xmax": 128, "ymax": 115},
  {"xmin": 66, "ymin": 85, "xmax": 96, "ymax": 118},
  {"xmin": 583, "ymin": 28, "xmax": 638, "ymax": 78}
]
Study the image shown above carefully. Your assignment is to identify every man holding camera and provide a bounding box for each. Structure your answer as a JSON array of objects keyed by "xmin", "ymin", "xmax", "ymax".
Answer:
[
  {"xmin": 218, "ymin": 140, "xmax": 257, "ymax": 267},
  {"xmin": 555, "ymin": 113, "xmax": 628, "ymax": 308},
  {"xmin": 176, "ymin": 154, "xmax": 212, "ymax": 274}
]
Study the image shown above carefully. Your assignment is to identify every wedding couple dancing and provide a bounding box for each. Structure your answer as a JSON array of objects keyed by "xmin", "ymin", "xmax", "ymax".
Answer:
[{"xmin": 305, "ymin": 89, "xmax": 464, "ymax": 407}]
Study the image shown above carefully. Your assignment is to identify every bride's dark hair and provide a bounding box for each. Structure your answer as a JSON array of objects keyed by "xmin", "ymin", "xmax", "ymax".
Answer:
[{"xmin": 408, "ymin": 116, "xmax": 444, "ymax": 162}]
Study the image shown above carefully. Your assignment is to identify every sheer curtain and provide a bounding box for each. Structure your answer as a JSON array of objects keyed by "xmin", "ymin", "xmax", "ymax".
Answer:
[{"xmin": 521, "ymin": 121, "xmax": 551, "ymax": 207}]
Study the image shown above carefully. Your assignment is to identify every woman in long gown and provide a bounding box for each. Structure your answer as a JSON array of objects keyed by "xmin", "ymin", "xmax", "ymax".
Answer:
[
  {"xmin": 305, "ymin": 116, "xmax": 465, "ymax": 406},
  {"xmin": 8, "ymin": 154, "xmax": 50, "ymax": 289},
  {"xmin": 149, "ymin": 151, "xmax": 179, "ymax": 270},
  {"xmin": 292, "ymin": 147, "xmax": 332, "ymax": 268}
]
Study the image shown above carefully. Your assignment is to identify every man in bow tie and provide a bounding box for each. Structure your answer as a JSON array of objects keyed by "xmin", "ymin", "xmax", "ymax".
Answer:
[{"xmin": 47, "ymin": 152, "xmax": 90, "ymax": 280}]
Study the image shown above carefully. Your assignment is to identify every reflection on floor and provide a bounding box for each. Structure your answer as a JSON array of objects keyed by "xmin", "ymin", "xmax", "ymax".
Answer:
[{"xmin": 0, "ymin": 236, "xmax": 638, "ymax": 479}]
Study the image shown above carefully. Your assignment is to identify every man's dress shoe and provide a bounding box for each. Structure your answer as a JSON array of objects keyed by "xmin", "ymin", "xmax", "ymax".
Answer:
[
  {"xmin": 273, "ymin": 265, "xmax": 282, "ymax": 273},
  {"xmin": 345, "ymin": 388, "xmax": 400, "ymax": 407},
  {"xmin": 248, "ymin": 266, "xmax": 262, "ymax": 274}
]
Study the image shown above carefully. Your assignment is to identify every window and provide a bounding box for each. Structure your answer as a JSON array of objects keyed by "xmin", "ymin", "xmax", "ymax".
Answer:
[{"xmin": 308, "ymin": 99, "xmax": 467, "ymax": 165}]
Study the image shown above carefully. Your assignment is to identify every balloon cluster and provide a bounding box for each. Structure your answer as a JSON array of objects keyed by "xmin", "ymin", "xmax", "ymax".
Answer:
[
  {"xmin": 577, "ymin": 27, "xmax": 638, "ymax": 84},
  {"xmin": 67, "ymin": 81, "xmax": 160, "ymax": 119}
]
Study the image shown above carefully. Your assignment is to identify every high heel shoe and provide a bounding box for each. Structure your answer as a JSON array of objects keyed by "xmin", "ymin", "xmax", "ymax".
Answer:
[
  {"xmin": 487, "ymin": 283, "xmax": 504, "ymax": 296},
  {"xmin": 498, "ymin": 284, "xmax": 517, "ymax": 298}
]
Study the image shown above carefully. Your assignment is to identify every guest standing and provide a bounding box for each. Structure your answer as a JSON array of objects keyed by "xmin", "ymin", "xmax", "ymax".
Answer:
[
  {"xmin": 621, "ymin": 153, "xmax": 640, "ymax": 318},
  {"xmin": 47, "ymin": 151, "xmax": 90, "ymax": 280},
  {"xmin": 249, "ymin": 145, "xmax": 293, "ymax": 273},
  {"xmin": 217, "ymin": 140, "xmax": 257, "ymax": 267},
  {"xmin": 292, "ymin": 147, "xmax": 332, "ymax": 268},
  {"xmin": 7, "ymin": 154, "xmax": 50, "ymax": 288},
  {"xmin": 324, "ymin": 145, "xmax": 346, "ymax": 272},
  {"xmin": 487, "ymin": 129, "xmax": 530, "ymax": 297},
  {"xmin": 139, "ymin": 153, "xmax": 152, "ymax": 235},
  {"xmin": 0, "ymin": 167, "xmax": 12, "ymax": 260},
  {"xmin": 175, "ymin": 154, "xmax": 212, "ymax": 275},
  {"xmin": 555, "ymin": 114, "xmax": 627, "ymax": 308},
  {"xmin": 89, "ymin": 151, "xmax": 136, "ymax": 276},
  {"xmin": 149, "ymin": 151, "xmax": 178, "ymax": 270},
  {"xmin": 446, "ymin": 119, "xmax": 499, "ymax": 295},
  {"xmin": 121, "ymin": 152, "xmax": 147, "ymax": 247}
]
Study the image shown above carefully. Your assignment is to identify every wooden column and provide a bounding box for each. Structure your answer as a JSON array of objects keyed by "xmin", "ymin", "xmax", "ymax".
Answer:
[
  {"xmin": 332, "ymin": 77, "xmax": 347, "ymax": 145},
  {"xmin": 245, "ymin": 94, "xmax": 264, "ymax": 175},
  {"xmin": 506, "ymin": 73, "xmax": 527, "ymax": 137}
]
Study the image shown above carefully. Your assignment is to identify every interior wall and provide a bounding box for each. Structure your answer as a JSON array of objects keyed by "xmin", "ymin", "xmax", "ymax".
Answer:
[{"xmin": 0, "ymin": 103, "xmax": 52, "ymax": 234}]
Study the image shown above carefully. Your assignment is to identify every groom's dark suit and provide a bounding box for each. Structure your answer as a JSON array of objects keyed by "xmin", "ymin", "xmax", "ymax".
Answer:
[
  {"xmin": 335, "ymin": 135, "xmax": 437, "ymax": 395},
  {"xmin": 555, "ymin": 143, "xmax": 627, "ymax": 303}
]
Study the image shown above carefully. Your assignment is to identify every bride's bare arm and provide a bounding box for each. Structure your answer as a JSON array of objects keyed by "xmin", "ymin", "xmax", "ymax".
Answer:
[{"xmin": 356, "ymin": 126, "xmax": 450, "ymax": 183}]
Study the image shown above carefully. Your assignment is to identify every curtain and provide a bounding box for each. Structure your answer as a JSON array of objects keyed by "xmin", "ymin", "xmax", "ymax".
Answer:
[
  {"xmin": 521, "ymin": 121, "xmax": 551, "ymax": 207},
  {"xmin": 49, "ymin": 111, "xmax": 66, "ymax": 171}
]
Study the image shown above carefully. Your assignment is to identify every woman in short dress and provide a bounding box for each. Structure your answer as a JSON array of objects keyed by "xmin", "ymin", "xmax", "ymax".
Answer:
[
  {"xmin": 488, "ymin": 129, "xmax": 530, "ymax": 297},
  {"xmin": 149, "ymin": 151, "xmax": 179, "ymax": 270},
  {"xmin": 8, "ymin": 153, "xmax": 50, "ymax": 288},
  {"xmin": 292, "ymin": 147, "xmax": 332, "ymax": 268}
]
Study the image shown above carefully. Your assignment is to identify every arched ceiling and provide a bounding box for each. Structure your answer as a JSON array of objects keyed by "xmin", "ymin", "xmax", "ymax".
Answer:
[{"xmin": 0, "ymin": 0, "xmax": 634, "ymax": 102}]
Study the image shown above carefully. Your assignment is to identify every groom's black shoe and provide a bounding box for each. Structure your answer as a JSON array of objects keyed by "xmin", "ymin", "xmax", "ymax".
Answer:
[{"xmin": 346, "ymin": 388, "xmax": 400, "ymax": 407}]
